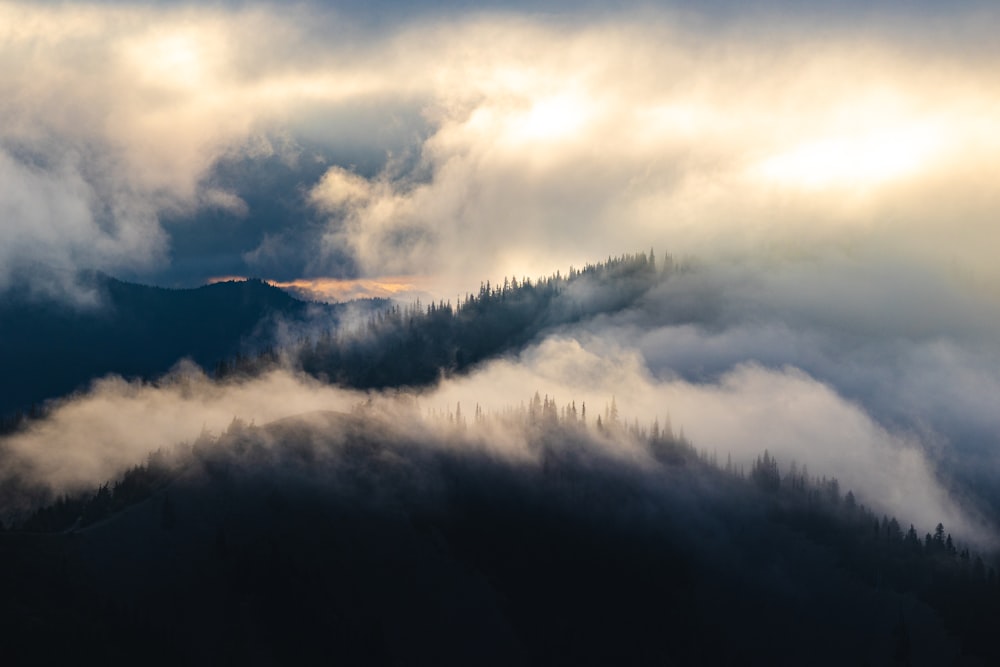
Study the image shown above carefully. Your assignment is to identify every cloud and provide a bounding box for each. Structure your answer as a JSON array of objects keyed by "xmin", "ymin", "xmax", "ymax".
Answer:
[
  {"xmin": 303, "ymin": 15, "xmax": 1000, "ymax": 294},
  {"xmin": 3, "ymin": 1, "xmax": 999, "ymax": 294},
  {"xmin": 267, "ymin": 276, "xmax": 430, "ymax": 302},
  {"xmin": 431, "ymin": 336, "xmax": 990, "ymax": 543},
  {"xmin": 206, "ymin": 274, "xmax": 431, "ymax": 302},
  {"xmin": 484, "ymin": 257, "xmax": 1000, "ymax": 537},
  {"xmin": 628, "ymin": 259, "xmax": 1000, "ymax": 460},
  {"xmin": 3, "ymin": 327, "xmax": 988, "ymax": 546},
  {"xmin": 0, "ymin": 2, "xmax": 423, "ymax": 294},
  {"xmin": 0, "ymin": 147, "xmax": 165, "ymax": 300},
  {"xmin": 0, "ymin": 362, "xmax": 358, "ymax": 495}
]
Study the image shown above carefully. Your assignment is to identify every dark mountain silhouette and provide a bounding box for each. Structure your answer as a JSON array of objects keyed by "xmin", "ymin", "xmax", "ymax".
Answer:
[
  {"xmin": 3, "ymin": 408, "xmax": 994, "ymax": 665},
  {"xmin": 0, "ymin": 274, "xmax": 383, "ymax": 420},
  {"xmin": 2, "ymin": 252, "xmax": 664, "ymax": 425}
]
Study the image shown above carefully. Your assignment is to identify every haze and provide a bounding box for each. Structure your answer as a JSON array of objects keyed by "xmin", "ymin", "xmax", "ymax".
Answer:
[{"xmin": 3, "ymin": 1, "xmax": 1000, "ymax": 649}]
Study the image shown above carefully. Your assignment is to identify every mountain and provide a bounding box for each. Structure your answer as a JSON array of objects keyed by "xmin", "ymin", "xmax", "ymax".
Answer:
[
  {"xmin": 0, "ymin": 274, "xmax": 381, "ymax": 419},
  {"xmin": 4, "ymin": 254, "xmax": 999, "ymax": 664},
  {"xmin": 3, "ymin": 409, "xmax": 992, "ymax": 665},
  {"xmin": 0, "ymin": 253, "xmax": 662, "ymax": 421},
  {"xmin": 286, "ymin": 252, "xmax": 665, "ymax": 389}
]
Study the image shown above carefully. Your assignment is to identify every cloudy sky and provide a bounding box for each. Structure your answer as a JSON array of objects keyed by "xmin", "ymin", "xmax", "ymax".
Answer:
[
  {"xmin": 3, "ymin": 0, "xmax": 998, "ymax": 298},
  {"xmin": 4, "ymin": 1, "xmax": 1000, "ymax": 542}
]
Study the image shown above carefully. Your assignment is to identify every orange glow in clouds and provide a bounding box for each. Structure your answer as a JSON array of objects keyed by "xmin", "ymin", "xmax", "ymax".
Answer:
[{"xmin": 207, "ymin": 276, "xmax": 427, "ymax": 302}]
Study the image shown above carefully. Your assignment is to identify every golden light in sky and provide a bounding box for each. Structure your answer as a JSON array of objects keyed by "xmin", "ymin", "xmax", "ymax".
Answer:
[
  {"xmin": 207, "ymin": 276, "xmax": 429, "ymax": 302},
  {"xmin": 270, "ymin": 277, "xmax": 427, "ymax": 302},
  {"xmin": 513, "ymin": 94, "xmax": 592, "ymax": 143},
  {"xmin": 123, "ymin": 28, "xmax": 216, "ymax": 92},
  {"xmin": 751, "ymin": 123, "xmax": 946, "ymax": 190},
  {"xmin": 3, "ymin": 3, "xmax": 1000, "ymax": 292}
]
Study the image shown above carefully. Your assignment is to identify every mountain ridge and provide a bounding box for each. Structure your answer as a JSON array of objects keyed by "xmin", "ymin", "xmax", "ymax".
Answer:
[{"xmin": 0, "ymin": 273, "xmax": 382, "ymax": 419}]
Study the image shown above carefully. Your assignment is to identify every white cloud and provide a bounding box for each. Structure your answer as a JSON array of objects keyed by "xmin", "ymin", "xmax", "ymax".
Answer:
[{"xmin": 0, "ymin": 148, "xmax": 165, "ymax": 299}]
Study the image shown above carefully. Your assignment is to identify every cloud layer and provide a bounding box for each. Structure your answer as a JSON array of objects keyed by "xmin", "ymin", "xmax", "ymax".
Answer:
[
  {"xmin": 1, "ymin": 337, "xmax": 989, "ymax": 546},
  {"xmin": 2, "ymin": 2, "xmax": 999, "ymax": 294}
]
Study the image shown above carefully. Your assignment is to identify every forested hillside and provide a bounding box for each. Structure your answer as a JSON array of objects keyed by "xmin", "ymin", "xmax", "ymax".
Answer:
[
  {"xmin": 3, "ymin": 402, "xmax": 997, "ymax": 665},
  {"xmin": 220, "ymin": 251, "xmax": 669, "ymax": 387},
  {"xmin": 2, "ymin": 252, "xmax": 998, "ymax": 664}
]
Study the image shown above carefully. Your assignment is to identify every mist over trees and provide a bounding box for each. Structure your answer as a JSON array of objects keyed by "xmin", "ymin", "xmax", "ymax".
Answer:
[
  {"xmin": 3, "ymin": 399, "xmax": 997, "ymax": 664},
  {"xmin": 1, "ymin": 252, "xmax": 661, "ymax": 432},
  {"xmin": 219, "ymin": 251, "xmax": 670, "ymax": 388},
  {"xmin": 2, "ymin": 250, "xmax": 999, "ymax": 664}
]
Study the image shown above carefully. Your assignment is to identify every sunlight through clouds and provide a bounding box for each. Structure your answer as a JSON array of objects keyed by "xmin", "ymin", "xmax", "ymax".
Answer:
[
  {"xmin": 2, "ymin": 2, "xmax": 1000, "ymax": 295},
  {"xmin": 751, "ymin": 124, "xmax": 947, "ymax": 190}
]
